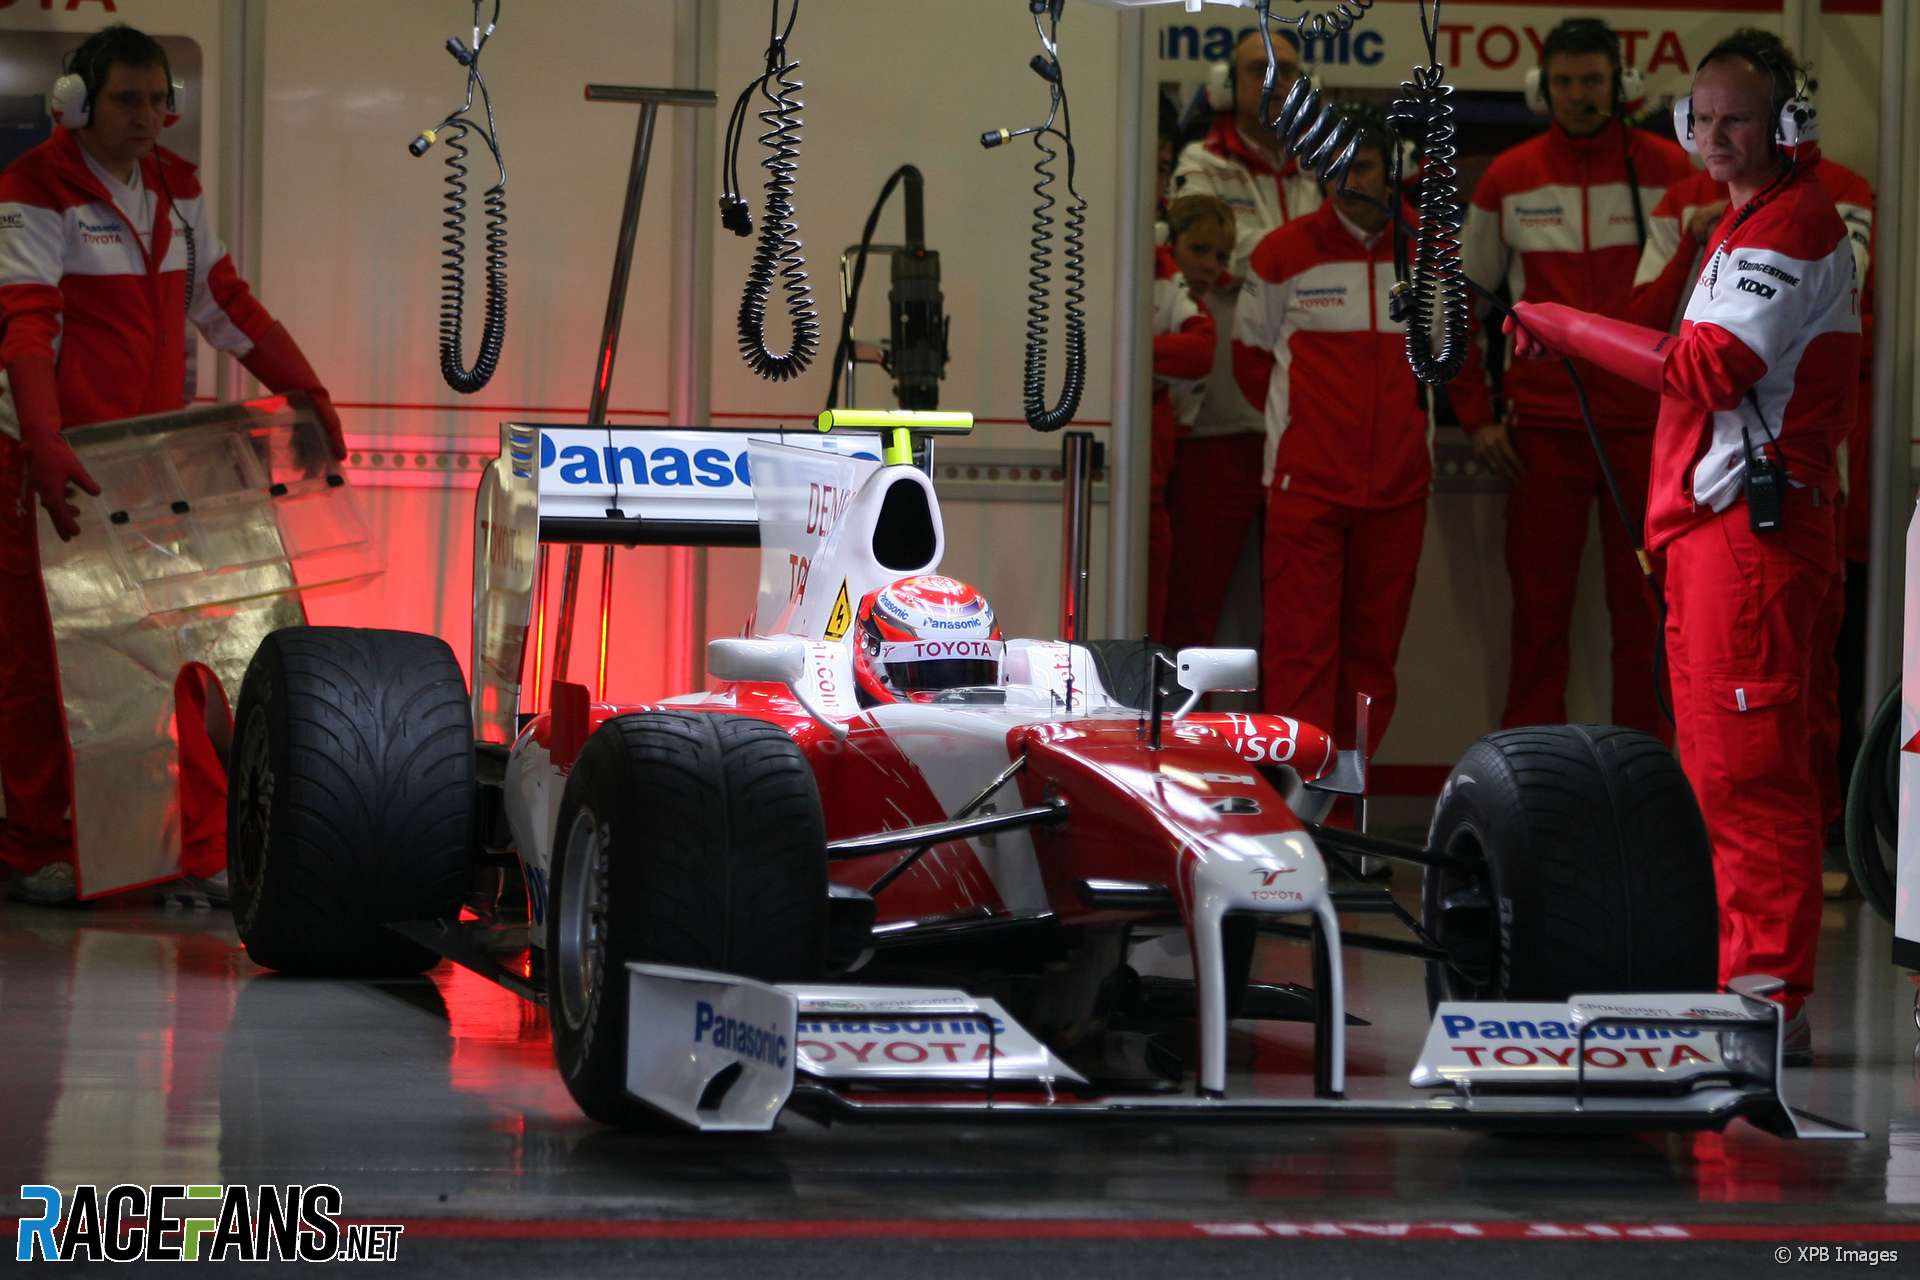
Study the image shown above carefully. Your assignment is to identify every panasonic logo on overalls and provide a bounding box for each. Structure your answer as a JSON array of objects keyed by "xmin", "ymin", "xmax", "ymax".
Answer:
[
  {"xmin": 541, "ymin": 434, "xmax": 747, "ymax": 489},
  {"xmin": 693, "ymin": 1000, "xmax": 788, "ymax": 1068}
]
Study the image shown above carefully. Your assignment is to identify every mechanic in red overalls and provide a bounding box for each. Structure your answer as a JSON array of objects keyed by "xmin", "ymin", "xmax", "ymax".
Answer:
[
  {"xmin": 0, "ymin": 25, "xmax": 344, "ymax": 905},
  {"xmin": 1461, "ymin": 18, "xmax": 1692, "ymax": 736},
  {"xmin": 1149, "ymin": 194, "xmax": 1228, "ymax": 638},
  {"xmin": 1503, "ymin": 36, "xmax": 1859, "ymax": 1063},
  {"xmin": 1629, "ymin": 31, "xmax": 1875, "ymax": 859},
  {"xmin": 1161, "ymin": 30, "xmax": 1320, "ymax": 653},
  {"xmin": 1232, "ymin": 110, "xmax": 1492, "ymax": 755}
]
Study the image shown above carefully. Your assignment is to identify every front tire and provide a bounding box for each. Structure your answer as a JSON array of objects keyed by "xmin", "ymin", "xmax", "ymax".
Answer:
[
  {"xmin": 227, "ymin": 628, "xmax": 474, "ymax": 977},
  {"xmin": 1423, "ymin": 725, "xmax": 1717, "ymax": 1006},
  {"xmin": 545, "ymin": 711, "xmax": 828, "ymax": 1128}
]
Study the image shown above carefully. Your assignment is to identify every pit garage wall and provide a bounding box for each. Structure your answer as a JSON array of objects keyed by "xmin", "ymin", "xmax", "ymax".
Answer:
[
  {"xmin": 1149, "ymin": 0, "xmax": 1887, "ymax": 791},
  {"xmin": 4, "ymin": 2, "xmax": 1889, "ymax": 781},
  {"xmin": 237, "ymin": 0, "xmax": 1121, "ymax": 705}
]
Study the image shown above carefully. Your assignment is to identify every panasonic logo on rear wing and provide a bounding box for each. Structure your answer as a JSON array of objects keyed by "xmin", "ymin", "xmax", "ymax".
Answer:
[{"xmin": 529, "ymin": 424, "xmax": 905, "ymax": 548}]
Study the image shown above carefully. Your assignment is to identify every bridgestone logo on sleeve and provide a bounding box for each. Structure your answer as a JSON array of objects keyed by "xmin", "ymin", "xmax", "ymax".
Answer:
[{"xmin": 1734, "ymin": 258, "xmax": 1800, "ymax": 286}]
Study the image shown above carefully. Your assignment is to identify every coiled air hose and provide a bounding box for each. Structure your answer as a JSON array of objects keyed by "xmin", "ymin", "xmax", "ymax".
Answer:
[
  {"xmin": 983, "ymin": 2, "xmax": 1085, "ymax": 433},
  {"xmin": 408, "ymin": 0, "xmax": 507, "ymax": 395},
  {"xmin": 1386, "ymin": 59, "xmax": 1470, "ymax": 385},
  {"xmin": 721, "ymin": 0, "xmax": 820, "ymax": 383}
]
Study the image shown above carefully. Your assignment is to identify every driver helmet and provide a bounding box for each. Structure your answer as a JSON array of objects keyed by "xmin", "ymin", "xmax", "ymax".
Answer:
[{"xmin": 851, "ymin": 574, "xmax": 1004, "ymax": 705}]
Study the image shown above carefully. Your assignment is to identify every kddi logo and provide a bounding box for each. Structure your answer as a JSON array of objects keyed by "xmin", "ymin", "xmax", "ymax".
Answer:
[
  {"xmin": 16, "ymin": 1183, "xmax": 404, "ymax": 1263},
  {"xmin": 1736, "ymin": 276, "xmax": 1777, "ymax": 299}
]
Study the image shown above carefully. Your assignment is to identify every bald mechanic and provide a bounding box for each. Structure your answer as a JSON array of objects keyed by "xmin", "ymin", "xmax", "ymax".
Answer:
[
  {"xmin": 1162, "ymin": 30, "xmax": 1320, "ymax": 653},
  {"xmin": 1503, "ymin": 36, "xmax": 1858, "ymax": 1064},
  {"xmin": 1, "ymin": 24, "xmax": 345, "ymax": 906}
]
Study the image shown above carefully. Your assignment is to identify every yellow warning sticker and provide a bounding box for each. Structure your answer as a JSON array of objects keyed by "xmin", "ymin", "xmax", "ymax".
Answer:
[{"xmin": 824, "ymin": 581, "xmax": 854, "ymax": 642}]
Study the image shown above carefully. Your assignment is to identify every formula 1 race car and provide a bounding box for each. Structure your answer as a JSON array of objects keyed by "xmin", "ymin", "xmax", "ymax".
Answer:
[{"xmin": 221, "ymin": 412, "xmax": 1858, "ymax": 1140}]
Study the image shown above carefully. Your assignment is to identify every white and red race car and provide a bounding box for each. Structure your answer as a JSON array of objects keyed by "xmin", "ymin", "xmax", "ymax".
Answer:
[{"xmin": 222, "ymin": 412, "xmax": 1856, "ymax": 1139}]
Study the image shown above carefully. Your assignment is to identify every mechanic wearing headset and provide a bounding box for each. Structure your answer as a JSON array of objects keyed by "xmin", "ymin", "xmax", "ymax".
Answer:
[
  {"xmin": 1629, "ymin": 29, "xmax": 1875, "ymax": 866},
  {"xmin": 1461, "ymin": 18, "xmax": 1692, "ymax": 738},
  {"xmin": 1162, "ymin": 30, "xmax": 1320, "ymax": 654},
  {"xmin": 1232, "ymin": 108, "xmax": 1493, "ymax": 758},
  {"xmin": 0, "ymin": 24, "xmax": 345, "ymax": 906},
  {"xmin": 1504, "ymin": 35, "xmax": 1859, "ymax": 1063}
]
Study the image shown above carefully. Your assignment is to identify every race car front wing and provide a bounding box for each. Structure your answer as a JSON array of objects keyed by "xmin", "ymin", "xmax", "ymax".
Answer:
[{"xmin": 623, "ymin": 963, "xmax": 1864, "ymax": 1140}]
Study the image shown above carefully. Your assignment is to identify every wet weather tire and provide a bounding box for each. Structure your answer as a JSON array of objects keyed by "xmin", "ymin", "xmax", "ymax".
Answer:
[
  {"xmin": 1845, "ymin": 681, "xmax": 1899, "ymax": 925},
  {"xmin": 546, "ymin": 711, "xmax": 828, "ymax": 1128},
  {"xmin": 1423, "ymin": 725, "xmax": 1717, "ymax": 1006},
  {"xmin": 227, "ymin": 628, "xmax": 474, "ymax": 977},
  {"xmin": 1085, "ymin": 639, "xmax": 1179, "ymax": 711}
]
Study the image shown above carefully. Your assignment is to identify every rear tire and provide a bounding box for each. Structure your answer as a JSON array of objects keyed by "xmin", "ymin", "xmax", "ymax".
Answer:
[
  {"xmin": 227, "ymin": 628, "xmax": 474, "ymax": 977},
  {"xmin": 546, "ymin": 711, "xmax": 828, "ymax": 1128},
  {"xmin": 1845, "ymin": 682, "xmax": 1900, "ymax": 924},
  {"xmin": 1423, "ymin": 725, "xmax": 1717, "ymax": 1006}
]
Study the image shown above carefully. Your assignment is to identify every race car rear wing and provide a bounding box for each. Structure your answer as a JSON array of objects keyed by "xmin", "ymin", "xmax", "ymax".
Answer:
[{"xmin": 467, "ymin": 419, "xmax": 941, "ymax": 744}]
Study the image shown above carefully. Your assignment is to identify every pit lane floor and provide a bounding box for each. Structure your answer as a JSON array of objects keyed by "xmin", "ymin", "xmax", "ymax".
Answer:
[{"xmin": 3, "ymin": 875, "xmax": 1918, "ymax": 1277}]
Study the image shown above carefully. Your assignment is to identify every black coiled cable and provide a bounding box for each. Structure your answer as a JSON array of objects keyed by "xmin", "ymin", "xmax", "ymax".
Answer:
[
  {"xmin": 1387, "ymin": 60, "xmax": 1470, "ymax": 384},
  {"xmin": 437, "ymin": 124, "xmax": 509, "ymax": 394},
  {"xmin": 409, "ymin": 0, "xmax": 507, "ymax": 396},
  {"xmin": 1286, "ymin": 0, "xmax": 1378, "ymax": 40},
  {"xmin": 724, "ymin": 0, "xmax": 819, "ymax": 382},
  {"xmin": 1253, "ymin": 2, "xmax": 1357, "ymax": 185},
  {"xmin": 983, "ymin": 3, "xmax": 1084, "ymax": 433},
  {"xmin": 1023, "ymin": 119, "xmax": 1087, "ymax": 432}
]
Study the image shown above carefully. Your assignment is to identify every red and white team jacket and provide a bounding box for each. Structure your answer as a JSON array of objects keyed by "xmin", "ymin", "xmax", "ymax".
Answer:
[
  {"xmin": 1152, "ymin": 244, "xmax": 1213, "ymax": 428},
  {"xmin": 1171, "ymin": 113, "xmax": 1323, "ymax": 287},
  {"xmin": 1170, "ymin": 113, "xmax": 1322, "ymax": 437},
  {"xmin": 1231, "ymin": 200, "xmax": 1494, "ymax": 508},
  {"xmin": 1462, "ymin": 120, "xmax": 1692, "ymax": 433},
  {"xmin": 1631, "ymin": 160, "xmax": 1872, "ymax": 337},
  {"xmin": 1647, "ymin": 151, "xmax": 1861, "ymax": 554},
  {"xmin": 0, "ymin": 128, "xmax": 274, "ymax": 430}
]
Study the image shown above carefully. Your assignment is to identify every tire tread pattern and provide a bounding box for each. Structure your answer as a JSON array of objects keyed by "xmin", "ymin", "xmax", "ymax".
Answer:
[{"xmin": 230, "ymin": 628, "xmax": 474, "ymax": 976}]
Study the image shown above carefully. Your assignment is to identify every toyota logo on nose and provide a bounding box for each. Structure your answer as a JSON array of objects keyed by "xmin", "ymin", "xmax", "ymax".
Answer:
[{"xmin": 1251, "ymin": 866, "xmax": 1295, "ymax": 887}]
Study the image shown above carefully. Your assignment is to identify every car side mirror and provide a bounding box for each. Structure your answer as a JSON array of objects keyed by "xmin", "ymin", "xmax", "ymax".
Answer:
[
  {"xmin": 1173, "ymin": 647, "xmax": 1257, "ymax": 720},
  {"xmin": 706, "ymin": 638, "xmax": 848, "ymax": 740},
  {"xmin": 708, "ymin": 637, "xmax": 806, "ymax": 684}
]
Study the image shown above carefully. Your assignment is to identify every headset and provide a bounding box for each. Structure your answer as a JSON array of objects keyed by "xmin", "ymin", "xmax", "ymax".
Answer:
[
  {"xmin": 1205, "ymin": 53, "xmax": 1320, "ymax": 113},
  {"xmin": 1672, "ymin": 36, "xmax": 1818, "ymax": 158},
  {"xmin": 48, "ymin": 26, "xmax": 180, "ymax": 129},
  {"xmin": 1522, "ymin": 18, "xmax": 1643, "ymax": 119}
]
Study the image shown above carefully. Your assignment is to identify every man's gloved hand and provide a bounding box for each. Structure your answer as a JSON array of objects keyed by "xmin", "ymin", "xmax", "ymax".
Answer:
[
  {"xmin": 239, "ymin": 322, "xmax": 347, "ymax": 460},
  {"xmin": 7, "ymin": 357, "xmax": 100, "ymax": 542},
  {"xmin": 1503, "ymin": 304, "xmax": 1559, "ymax": 362}
]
